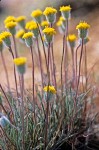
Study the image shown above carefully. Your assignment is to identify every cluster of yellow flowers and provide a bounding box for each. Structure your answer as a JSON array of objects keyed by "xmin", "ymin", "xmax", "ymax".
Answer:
[{"xmin": 0, "ymin": 5, "xmax": 91, "ymax": 94}]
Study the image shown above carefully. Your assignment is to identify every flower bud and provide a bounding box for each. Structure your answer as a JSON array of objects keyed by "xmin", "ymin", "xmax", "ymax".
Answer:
[{"xmin": 13, "ymin": 57, "xmax": 27, "ymax": 74}]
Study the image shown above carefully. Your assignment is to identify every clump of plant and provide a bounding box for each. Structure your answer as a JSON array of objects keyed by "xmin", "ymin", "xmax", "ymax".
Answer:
[{"xmin": 0, "ymin": 5, "xmax": 99, "ymax": 150}]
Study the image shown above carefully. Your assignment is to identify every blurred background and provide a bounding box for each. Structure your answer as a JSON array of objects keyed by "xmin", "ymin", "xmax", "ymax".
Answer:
[{"xmin": 0, "ymin": 0, "xmax": 99, "ymax": 89}]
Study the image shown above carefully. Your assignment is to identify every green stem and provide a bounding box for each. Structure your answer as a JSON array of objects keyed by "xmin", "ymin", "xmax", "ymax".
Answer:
[{"xmin": 0, "ymin": 84, "xmax": 14, "ymax": 123}]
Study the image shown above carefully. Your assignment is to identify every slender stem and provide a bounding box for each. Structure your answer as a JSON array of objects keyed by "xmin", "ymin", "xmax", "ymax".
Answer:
[
  {"xmin": 49, "ymin": 46, "xmax": 54, "ymax": 84},
  {"xmin": 84, "ymin": 45, "xmax": 87, "ymax": 92},
  {"xmin": 64, "ymin": 19, "xmax": 68, "ymax": 88},
  {"xmin": 83, "ymin": 44, "xmax": 87, "ymax": 118},
  {"xmin": 12, "ymin": 35, "xmax": 18, "ymax": 58},
  {"xmin": 21, "ymin": 74, "xmax": 25, "ymax": 150},
  {"xmin": 71, "ymin": 48, "xmax": 75, "ymax": 87},
  {"xmin": 37, "ymin": 24, "xmax": 48, "ymax": 71},
  {"xmin": 76, "ymin": 39, "xmax": 84, "ymax": 99},
  {"xmin": 61, "ymin": 35, "xmax": 65, "ymax": 95},
  {"xmin": 51, "ymin": 43, "xmax": 57, "ymax": 89},
  {"xmin": 0, "ymin": 103, "xmax": 8, "ymax": 115},
  {"xmin": 44, "ymin": 43, "xmax": 50, "ymax": 149},
  {"xmin": 75, "ymin": 44, "xmax": 81, "ymax": 86},
  {"xmin": 36, "ymin": 38, "xmax": 43, "ymax": 87},
  {"xmin": 30, "ymin": 46, "xmax": 36, "ymax": 121},
  {"xmin": 0, "ymin": 51, "xmax": 10, "ymax": 91},
  {"xmin": 0, "ymin": 125, "xmax": 16, "ymax": 148},
  {"xmin": 8, "ymin": 46, "xmax": 18, "ymax": 98},
  {"xmin": 0, "ymin": 84, "xmax": 14, "ymax": 122}
]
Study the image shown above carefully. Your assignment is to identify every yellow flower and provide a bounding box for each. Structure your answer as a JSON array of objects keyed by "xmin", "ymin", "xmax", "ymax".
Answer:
[
  {"xmin": 16, "ymin": 30, "xmax": 25, "ymax": 38},
  {"xmin": 25, "ymin": 21, "xmax": 37, "ymax": 30},
  {"xmin": 4, "ymin": 16, "xmax": 16, "ymax": 25},
  {"xmin": 76, "ymin": 22, "xmax": 90, "ymax": 30},
  {"xmin": 29, "ymin": 22, "xmax": 38, "ymax": 30},
  {"xmin": 59, "ymin": 16, "xmax": 65, "ymax": 21},
  {"xmin": 43, "ymin": 7, "xmax": 57, "ymax": 16},
  {"xmin": 16, "ymin": 16, "xmax": 26, "ymax": 22},
  {"xmin": 41, "ymin": 21, "xmax": 49, "ymax": 28},
  {"xmin": 0, "ymin": 39, "xmax": 3, "ymax": 45},
  {"xmin": 5, "ymin": 21, "xmax": 17, "ymax": 29},
  {"xmin": 0, "ymin": 31, "xmax": 12, "ymax": 40},
  {"xmin": 43, "ymin": 27, "xmax": 56, "ymax": 35},
  {"xmin": 56, "ymin": 20, "xmax": 62, "ymax": 26},
  {"xmin": 31, "ymin": 9, "xmax": 42, "ymax": 18},
  {"xmin": 67, "ymin": 34, "xmax": 77, "ymax": 42},
  {"xmin": 60, "ymin": 5, "xmax": 71, "ymax": 12},
  {"xmin": 43, "ymin": 85, "xmax": 56, "ymax": 94},
  {"xmin": 13, "ymin": 57, "xmax": 27, "ymax": 66},
  {"xmin": 22, "ymin": 32, "xmax": 33, "ymax": 39}
]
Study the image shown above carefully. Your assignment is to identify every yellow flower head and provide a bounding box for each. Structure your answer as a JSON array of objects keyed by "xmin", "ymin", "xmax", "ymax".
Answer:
[
  {"xmin": 60, "ymin": 5, "xmax": 71, "ymax": 12},
  {"xmin": 67, "ymin": 34, "xmax": 77, "ymax": 42},
  {"xmin": 14, "ymin": 57, "xmax": 27, "ymax": 66},
  {"xmin": 56, "ymin": 20, "xmax": 62, "ymax": 26},
  {"xmin": 31, "ymin": 9, "xmax": 42, "ymax": 18},
  {"xmin": 43, "ymin": 85, "xmax": 56, "ymax": 94},
  {"xmin": 0, "ymin": 31, "xmax": 12, "ymax": 40},
  {"xmin": 0, "ymin": 39, "xmax": 3, "ymax": 45},
  {"xmin": 4, "ymin": 16, "xmax": 16, "ymax": 25},
  {"xmin": 29, "ymin": 22, "xmax": 38, "ymax": 30},
  {"xmin": 43, "ymin": 7, "xmax": 57, "ymax": 16},
  {"xmin": 76, "ymin": 21, "xmax": 90, "ymax": 30},
  {"xmin": 25, "ymin": 21, "xmax": 37, "ymax": 30},
  {"xmin": 16, "ymin": 16, "xmax": 26, "ymax": 22},
  {"xmin": 16, "ymin": 30, "xmax": 25, "ymax": 38},
  {"xmin": 41, "ymin": 21, "xmax": 49, "ymax": 28},
  {"xmin": 22, "ymin": 32, "xmax": 33, "ymax": 39},
  {"xmin": 5, "ymin": 21, "xmax": 17, "ymax": 29},
  {"xmin": 59, "ymin": 16, "xmax": 65, "ymax": 21},
  {"xmin": 43, "ymin": 27, "xmax": 56, "ymax": 35}
]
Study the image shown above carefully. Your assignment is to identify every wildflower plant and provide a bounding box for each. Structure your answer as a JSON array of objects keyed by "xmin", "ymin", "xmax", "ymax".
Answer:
[
  {"xmin": 0, "ymin": 4, "xmax": 98, "ymax": 150},
  {"xmin": 31, "ymin": 9, "xmax": 43, "ymax": 24},
  {"xmin": 43, "ymin": 7, "xmax": 57, "ymax": 24},
  {"xmin": 16, "ymin": 16, "xmax": 26, "ymax": 28}
]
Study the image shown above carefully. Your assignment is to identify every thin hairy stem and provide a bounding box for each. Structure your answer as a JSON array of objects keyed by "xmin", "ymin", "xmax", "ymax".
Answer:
[
  {"xmin": 51, "ymin": 43, "xmax": 57, "ymax": 90},
  {"xmin": 30, "ymin": 46, "xmax": 36, "ymax": 121},
  {"xmin": 36, "ymin": 38, "xmax": 43, "ymax": 87},
  {"xmin": 0, "ymin": 84, "xmax": 14, "ymax": 123},
  {"xmin": 76, "ymin": 39, "xmax": 84, "ymax": 99},
  {"xmin": 37, "ymin": 24, "xmax": 48, "ymax": 71},
  {"xmin": 12, "ymin": 35, "xmax": 18, "ymax": 58},
  {"xmin": 8, "ymin": 46, "xmax": 18, "ymax": 98},
  {"xmin": 61, "ymin": 35, "xmax": 65, "ymax": 95},
  {"xmin": 0, "ymin": 51, "xmax": 10, "ymax": 91},
  {"xmin": 21, "ymin": 74, "xmax": 25, "ymax": 150},
  {"xmin": 44, "ymin": 43, "xmax": 50, "ymax": 149},
  {"xmin": 64, "ymin": 19, "xmax": 69, "ymax": 89}
]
